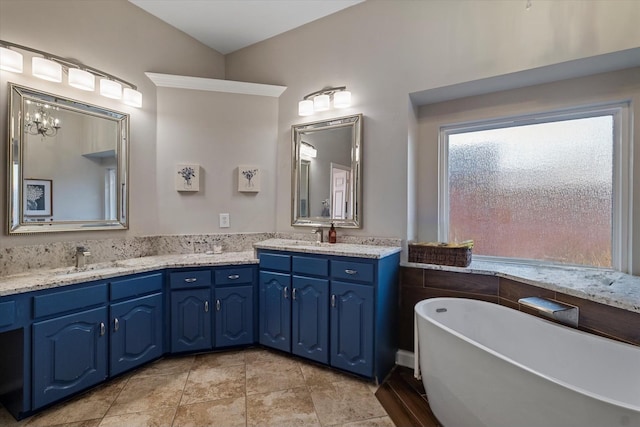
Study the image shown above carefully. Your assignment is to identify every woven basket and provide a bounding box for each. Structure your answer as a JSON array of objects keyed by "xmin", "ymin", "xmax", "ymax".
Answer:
[{"xmin": 408, "ymin": 242, "xmax": 472, "ymax": 267}]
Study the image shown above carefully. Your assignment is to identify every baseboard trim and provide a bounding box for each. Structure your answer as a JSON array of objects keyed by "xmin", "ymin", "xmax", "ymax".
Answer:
[{"xmin": 395, "ymin": 349, "xmax": 414, "ymax": 369}]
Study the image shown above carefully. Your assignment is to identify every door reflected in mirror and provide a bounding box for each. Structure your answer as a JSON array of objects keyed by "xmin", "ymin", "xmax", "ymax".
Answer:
[
  {"xmin": 8, "ymin": 83, "xmax": 129, "ymax": 233},
  {"xmin": 292, "ymin": 114, "xmax": 362, "ymax": 228}
]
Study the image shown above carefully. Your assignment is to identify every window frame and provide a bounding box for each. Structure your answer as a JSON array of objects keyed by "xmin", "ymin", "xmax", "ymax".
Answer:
[{"xmin": 438, "ymin": 101, "xmax": 632, "ymax": 272}]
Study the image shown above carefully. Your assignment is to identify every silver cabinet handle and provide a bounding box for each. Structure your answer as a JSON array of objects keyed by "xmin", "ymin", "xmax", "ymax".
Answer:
[
  {"xmin": 204, "ymin": 301, "xmax": 209, "ymax": 312},
  {"xmin": 228, "ymin": 274, "xmax": 240, "ymax": 280},
  {"xmin": 344, "ymin": 269, "xmax": 357, "ymax": 275},
  {"xmin": 292, "ymin": 288, "xmax": 297, "ymax": 300},
  {"xmin": 216, "ymin": 300, "xmax": 221, "ymax": 311},
  {"xmin": 100, "ymin": 322, "xmax": 106, "ymax": 336},
  {"xmin": 114, "ymin": 318, "xmax": 119, "ymax": 332},
  {"xmin": 184, "ymin": 277, "xmax": 197, "ymax": 283},
  {"xmin": 283, "ymin": 286, "xmax": 289, "ymax": 299},
  {"xmin": 331, "ymin": 295, "xmax": 336, "ymax": 307}
]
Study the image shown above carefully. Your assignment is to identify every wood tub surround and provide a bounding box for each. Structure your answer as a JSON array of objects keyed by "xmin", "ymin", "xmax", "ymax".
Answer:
[{"xmin": 399, "ymin": 267, "xmax": 640, "ymax": 351}]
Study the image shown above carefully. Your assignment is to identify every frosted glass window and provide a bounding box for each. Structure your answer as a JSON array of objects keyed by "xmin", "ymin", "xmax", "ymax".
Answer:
[{"xmin": 446, "ymin": 116, "xmax": 613, "ymax": 268}]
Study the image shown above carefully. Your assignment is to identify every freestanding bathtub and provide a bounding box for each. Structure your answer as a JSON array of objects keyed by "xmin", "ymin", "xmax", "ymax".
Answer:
[{"xmin": 415, "ymin": 297, "xmax": 640, "ymax": 427}]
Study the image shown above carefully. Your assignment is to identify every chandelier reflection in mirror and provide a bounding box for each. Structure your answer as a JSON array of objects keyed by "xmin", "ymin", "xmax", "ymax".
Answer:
[{"xmin": 24, "ymin": 100, "xmax": 61, "ymax": 138}]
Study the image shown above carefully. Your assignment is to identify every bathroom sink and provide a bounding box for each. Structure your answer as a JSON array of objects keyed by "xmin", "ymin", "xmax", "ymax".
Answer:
[
  {"xmin": 52, "ymin": 261, "xmax": 121, "ymax": 277},
  {"xmin": 281, "ymin": 240, "xmax": 333, "ymax": 247}
]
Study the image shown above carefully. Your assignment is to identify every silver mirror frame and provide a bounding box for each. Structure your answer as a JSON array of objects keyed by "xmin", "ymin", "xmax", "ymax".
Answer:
[
  {"xmin": 7, "ymin": 83, "xmax": 129, "ymax": 234},
  {"xmin": 291, "ymin": 113, "xmax": 362, "ymax": 228}
]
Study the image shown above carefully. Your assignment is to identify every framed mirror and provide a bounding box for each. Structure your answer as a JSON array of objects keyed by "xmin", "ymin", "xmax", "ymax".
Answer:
[
  {"xmin": 291, "ymin": 114, "xmax": 362, "ymax": 228},
  {"xmin": 7, "ymin": 83, "xmax": 129, "ymax": 233}
]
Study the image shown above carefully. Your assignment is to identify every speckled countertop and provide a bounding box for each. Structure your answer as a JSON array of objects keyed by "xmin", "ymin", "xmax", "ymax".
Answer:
[
  {"xmin": 403, "ymin": 259, "xmax": 640, "ymax": 314},
  {"xmin": 253, "ymin": 238, "xmax": 402, "ymax": 259},
  {"xmin": 0, "ymin": 251, "xmax": 257, "ymax": 297}
]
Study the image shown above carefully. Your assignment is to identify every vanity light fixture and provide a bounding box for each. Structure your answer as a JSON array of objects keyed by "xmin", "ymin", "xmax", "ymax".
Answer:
[
  {"xmin": 300, "ymin": 141, "xmax": 317, "ymax": 160},
  {"xmin": 32, "ymin": 57, "xmax": 62, "ymax": 82},
  {"xmin": 0, "ymin": 46, "xmax": 23, "ymax": 73},
  {"xmin": 0, "ymin": 40, "xmax": 142, "ymax": 108},
  {"xmin": 298, "ymin": 86, "xmax": 351, "ymax": 116}
]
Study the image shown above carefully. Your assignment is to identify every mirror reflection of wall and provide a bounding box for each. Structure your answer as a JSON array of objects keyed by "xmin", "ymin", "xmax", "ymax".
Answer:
[
  {"xmin": 23, "ymin": 104, "xmax": 118, "ymax": 221},
  {"xmin": 302, "ymin": 126, "xmax": 352, "ymax": 218},
  {"xmin": 299, "ymin": 160, "xmax": 310, "ymax": 217}
]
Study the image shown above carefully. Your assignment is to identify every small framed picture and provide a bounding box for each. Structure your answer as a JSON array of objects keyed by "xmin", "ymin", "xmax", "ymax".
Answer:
[
  {"xmin": 238, "ymin": 165, "xmax": 260, "ymax": 192},
  {"xmin": 176, "ymin": 164, "xmax": 200, "ymax": 192},
  {"xmin": 24, "ymin": 179, "xmax": 52, "ymax": 217}
]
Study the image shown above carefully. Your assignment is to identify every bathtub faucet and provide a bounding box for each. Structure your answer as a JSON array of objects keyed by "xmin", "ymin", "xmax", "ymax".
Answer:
[{"xmin": 518, "ymin": 297, "xmax": 579, "ymax": 328}]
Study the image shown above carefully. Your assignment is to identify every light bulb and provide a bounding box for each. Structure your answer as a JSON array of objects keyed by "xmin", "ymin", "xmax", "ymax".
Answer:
[
  {"xmin": 68, "ymin": 68, "xmax": 95, "ymax": 91},
  {"xmin": 100, "ymin": 79, "xmax": 122, "ymax": 99},
  {"xmin": 32, "ymin": 57, "xmax": 62, "ymax": 82},
  {"xmin": 123, "ymin": 88, "xmax": 143, "ymax": 108},
  {"xmin": 0, "ymin": 47, "xmax": 23, "ymax": 73},
  {"xmin": 333, "ymin": 90, "xmax": 351, "ymax": 108},
  {"xmin": 313, "ymin": 94, "xmax": 330, "ymax": 111},
  {"xmin": 298, "ymin": 99, "xmax": 314, "ymax": 116}
]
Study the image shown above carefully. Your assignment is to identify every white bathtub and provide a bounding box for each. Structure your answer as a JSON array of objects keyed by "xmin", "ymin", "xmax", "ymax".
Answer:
[{"xmin": 415, "ymin": 297, "xmax": 640, "ymax": 427}]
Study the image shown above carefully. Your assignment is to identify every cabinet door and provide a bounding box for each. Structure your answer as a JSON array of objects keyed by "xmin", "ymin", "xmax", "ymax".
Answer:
[
  {"xmin": 215, "ymin": 286, "xmax": 253, "ymax": 348},
  {"xmin": 258, "ymin": 271, "xmax": 291, "ymax": 352},
  {"xmin": 330, "ymin": 281, "xmax": 374, "ymax": 377},
  {"xmin": 110, "ymin": 293, "xmax": 163, "ymax": 376},
  {"xmin": 292, "ymin": 276, "xmax": 329, "ymax": 364},
  {"xmin": 33, "ymin": 307, "xmax": 108, "ymax": 409},
  {"xmin": 170, "ymin": 289, "xmax": 212, "ymax": 353}
]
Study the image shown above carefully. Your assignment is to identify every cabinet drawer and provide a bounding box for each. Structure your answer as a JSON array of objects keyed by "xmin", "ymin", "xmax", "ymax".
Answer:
[
  {"xmin": 292, "ymin": 256, "xmax": 329, "ymax": 277},
  {"xmin": 331, "ymin": 260, "xmax": 374, "ymax": 283},
  {"xmin": 259, "ymin": 253, "xmax": 291, "ymax": 272},
  {"xmin": 215, "ymin": 266, "xmax": 253, "ymax": 285},
  {"xmin": 169, "ymin": 270, "xmax": 212, "ymax": 289},
  {"xmin": 34, "ymin": 283, "xmax": 108, "ymax": 318},
  {"xmin": 110, "ymin": 273, "xmax": 163, "ymax": 300}
]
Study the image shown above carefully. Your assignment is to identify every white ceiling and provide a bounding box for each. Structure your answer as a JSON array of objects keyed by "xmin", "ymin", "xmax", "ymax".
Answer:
[{"xmin": 129, "ymin": 0, "xmax": 364, "ymax": 55}]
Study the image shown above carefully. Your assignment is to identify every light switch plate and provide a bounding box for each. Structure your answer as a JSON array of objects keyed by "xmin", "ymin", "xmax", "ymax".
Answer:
[{"xmin": 219, "ymin": 213, "xmax": 230, "ymax": 228}]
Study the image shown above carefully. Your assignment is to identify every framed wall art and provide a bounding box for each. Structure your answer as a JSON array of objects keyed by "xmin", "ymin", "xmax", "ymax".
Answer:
[
  {"xmin": 24, "ymin": 179, "xmax": 52, "ymax": 217},
  {"xmin": 176, "ymin": 164, "xmax": 200, "ymax": 192},
  {"xmin": 238, "ymin": 165, "xmax": 260, "ymax": 192}
]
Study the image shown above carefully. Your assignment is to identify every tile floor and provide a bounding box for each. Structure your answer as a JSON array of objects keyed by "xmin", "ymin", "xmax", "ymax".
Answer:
[{"xmin": 0, "ymin": 347, "xmax": 394, "ymax": 427}]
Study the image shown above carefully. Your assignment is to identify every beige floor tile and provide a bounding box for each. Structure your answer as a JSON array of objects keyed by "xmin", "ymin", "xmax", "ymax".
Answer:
[
  {"xmin": 105, "ymin": 372, "xmax": 188, "ymax": 417},
  {"xmin": 244, "ymin": 347, "xmax": 294, "ymax": 365},
  {"xmin": 180, "ymin": 364, "xmax": 245, "ymax": 405},
  {"xmin": 131, "ymin": 357, "xmax": 195, "ymax": 378},
  {"xmin": 25, "ymin": 379, "xmax": 126, "ymax": 427},
  {"xmin": 299, "ymin": 361, "xmax": 357, "ymax": 391},
  {"xmin": 310, "ymin": 379, "xmax": 387, "ymax": 426},
  {"xmin": 246, "ymin": 357, "xmax": 305, "ymax": 395},
  {"xmin": 173, "ymin": 397, "xmax": 245, "ymax": 427},
  {"xmin": 98, "ymin": 407, "xmax": 176, "ymax": 427},
  {"xmin": 247, "ymin": 387, "xmax": 320, "ymax": 427},
  {"xmin": 339, "ymin": 415, "xmax": 396, "ymax": 427},
  {"xmin": 191, "ymin": 349, "xmax": 245, "ymax": 370}
]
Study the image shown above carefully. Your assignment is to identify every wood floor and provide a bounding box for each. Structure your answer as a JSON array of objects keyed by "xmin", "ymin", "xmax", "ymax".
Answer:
[{"xmin": 375, "ymin": 366, "xmax": 442, "ymax": 427}]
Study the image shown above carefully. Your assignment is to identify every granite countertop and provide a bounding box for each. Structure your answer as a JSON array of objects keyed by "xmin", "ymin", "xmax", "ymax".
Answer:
[
  {"xmin": 253, "ymin": 238, "xmax": 402, "ymax": 259},
  {"xmin": 402, "ymin": 259, "xmax": 640, "ymax": 314},
  {"xmin": 0, "ymin": 251, "xmax": 257, "ymax": 297}
]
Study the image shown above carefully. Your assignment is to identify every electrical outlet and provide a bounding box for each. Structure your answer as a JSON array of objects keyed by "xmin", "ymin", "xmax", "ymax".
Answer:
[{"xmin": 219, "ymin": 213, "xmax": 230, "ymax": 228}]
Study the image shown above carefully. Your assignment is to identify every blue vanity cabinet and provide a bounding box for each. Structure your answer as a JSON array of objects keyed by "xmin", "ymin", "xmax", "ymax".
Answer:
[
  {"xmin": 214, "ymin": 266, "xmax": 256, "ymax": 348},
  {"xmin": 257, "ymin": 249, "xmax": 400, "ymax": 382},
  {"xmin": 329, "ymin": 280, "xmax": 374, "ymax": 377},
  {"xmin": 258, "ymin": 270, "xmax": 292, "ymax": 352},
  {"xmin": 32, "ymin": 283, "xmax": 109, "ymax": 409},
  {"xmin": 169, "ymin": 270, "xmax": 213, "ymax": 353},
  {"xmin": 109, "ymin": 273, "xmax": 164, "ymax": 376}
]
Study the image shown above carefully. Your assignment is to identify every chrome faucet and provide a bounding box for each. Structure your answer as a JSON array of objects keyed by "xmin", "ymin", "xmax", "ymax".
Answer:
[
  {"xmin": 312, "ymin": 228, "xmax": 324, "ymax": 243},
  {"xmin": 75, "ymin": 246, "xmax": 91, "ymax": 269}
]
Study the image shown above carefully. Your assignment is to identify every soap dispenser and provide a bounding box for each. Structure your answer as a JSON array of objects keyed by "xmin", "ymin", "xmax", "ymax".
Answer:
[{"xmin": 329, "ymin": 223, "xmax": 337, "ymax": 244}]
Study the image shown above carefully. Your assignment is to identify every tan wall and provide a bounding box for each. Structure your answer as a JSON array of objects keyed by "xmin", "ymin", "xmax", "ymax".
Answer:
[
  {"xmin": 155, "ymin": 88, "xmax": 279, "ymax": 234},
  {"xmin": 225, "ymin": 0, "xmax": 640, "ymax": 241},
  {"xmin": 0, "ymin": 0, "xmax": 224, "ymax": 246}
]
